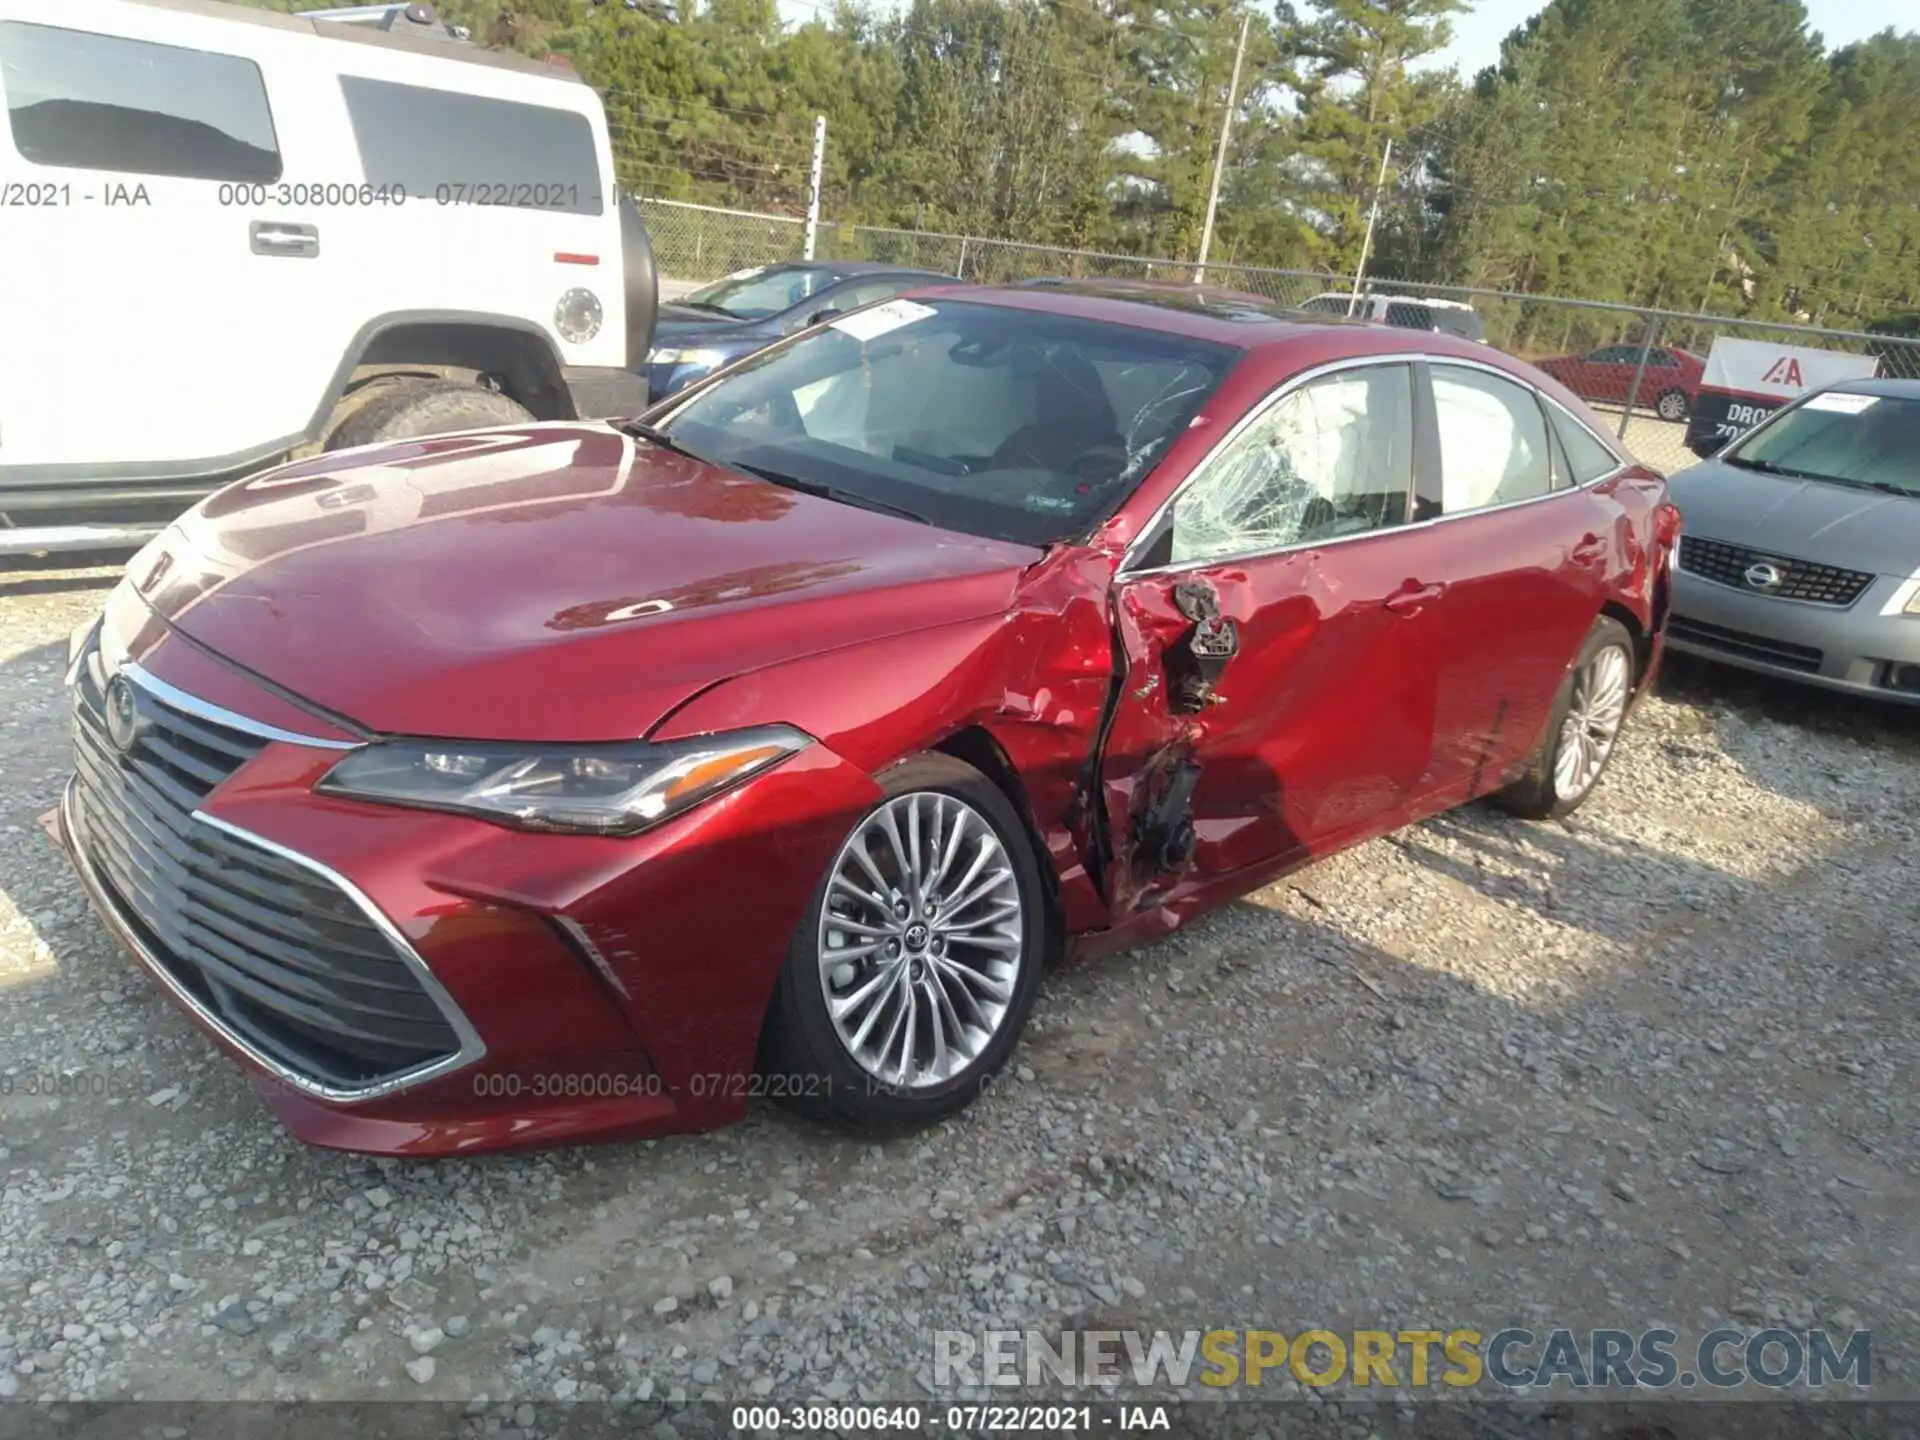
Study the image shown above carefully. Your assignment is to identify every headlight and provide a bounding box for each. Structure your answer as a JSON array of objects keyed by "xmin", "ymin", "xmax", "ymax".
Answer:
[
  {"xmin": 65, "ymin": 616, "xmax": 100, "ymax": 687},
  {"xmin": 315, "ymin": 725, "xmax": 810, "ymax": 836},
  {"xmin": 649, "ymin": 346, "xmax": 729, "ymax": 369},
  {"xmin": 1904, "ymin": 590, "xmax": 1920, "ymax": 616}
]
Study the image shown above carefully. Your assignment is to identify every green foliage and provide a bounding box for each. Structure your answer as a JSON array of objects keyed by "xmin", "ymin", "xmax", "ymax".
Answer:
[{"xmin": 211, "ymin": 0, "xmax": 1920, "ymax": 318}]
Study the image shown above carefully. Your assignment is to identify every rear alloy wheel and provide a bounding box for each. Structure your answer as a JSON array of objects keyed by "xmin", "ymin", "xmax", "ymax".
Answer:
[
  {"xmin": 1655, "ymin": 388, "xmax": 1690, "ymax": 423},
  {"xmin": 762, "ymin": 754, "xmax": 1046, "ymax": 1132},
  {"xmin": 1494, "ymin": 616, "xmax": 1636, "ymax": 820}
]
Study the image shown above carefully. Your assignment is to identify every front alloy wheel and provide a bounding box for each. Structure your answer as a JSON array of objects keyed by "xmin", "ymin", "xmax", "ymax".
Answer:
[
  {"xmin": 818, "ymin": 792, "xmax": 1025, "ymax": 1090},
  {"xmin": 762, "ymin": 754, "xmax": 1047, "ymax": 1131}
]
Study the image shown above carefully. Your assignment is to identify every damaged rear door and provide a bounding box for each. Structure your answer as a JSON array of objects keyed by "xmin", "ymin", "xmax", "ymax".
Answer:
[{"xmin": 1094, "ymin": 360, "xmax": 1444, "ymax": 916}]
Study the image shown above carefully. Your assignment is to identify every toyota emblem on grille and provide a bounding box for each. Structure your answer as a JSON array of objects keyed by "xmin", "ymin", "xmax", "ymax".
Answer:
[
  {"xmin": 1744, "ymin": 562, "xmax": 1784, "ymax": 591},
  {"xmin": 103, "ymin": 674, "xmax": 140, "ymax": 754}
]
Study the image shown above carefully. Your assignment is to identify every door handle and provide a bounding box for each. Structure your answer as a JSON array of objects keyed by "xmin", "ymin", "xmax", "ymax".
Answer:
[
  {"xmin": 1384, "ymin": 581, "xmax": 1444, "ymax": 616},
  {"xmin": 1571, "ymin": 532, "xmax": 1607, "ymax": 566},
  {"xmin": 250, "ymin": 221, "xmax": 320, "ymax": 258}
]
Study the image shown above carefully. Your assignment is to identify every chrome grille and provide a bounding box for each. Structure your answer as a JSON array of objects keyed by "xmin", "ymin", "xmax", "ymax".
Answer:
[
  {"xmin": 1678, "ymin": 535, "xmax": 1874, "ymax": 608},
  {"xmin": 69, "ymin": 644, "xmax": 464, "ymax": 1091}
]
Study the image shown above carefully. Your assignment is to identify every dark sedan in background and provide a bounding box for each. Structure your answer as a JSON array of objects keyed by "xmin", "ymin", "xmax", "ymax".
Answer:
[
  {"xmin": 643, "ymin": 260, "xmax": 955, "ymax": 397},
  {"xmin": 1666, "ymin": 377, "xmax": 1920, "ymax": 702}
]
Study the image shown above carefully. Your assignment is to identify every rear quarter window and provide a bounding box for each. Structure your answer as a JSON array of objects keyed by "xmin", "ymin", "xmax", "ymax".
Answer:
[
  {"xmin": 338, "ymin": 76, "xmax": 602, "ymax": 214},
  {"xmin": 1432, "ymin": 310, "xmax": 1486, "ymax": 342},
  {"xmin": 0, "ymin": 20, "xmax": 280, "ymax": 182}
]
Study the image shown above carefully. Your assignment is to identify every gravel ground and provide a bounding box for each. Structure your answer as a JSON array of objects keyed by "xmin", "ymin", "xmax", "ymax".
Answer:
[{"xmin": 3, "ymin": 558, "xmax": 1917, "ymax": 1429}]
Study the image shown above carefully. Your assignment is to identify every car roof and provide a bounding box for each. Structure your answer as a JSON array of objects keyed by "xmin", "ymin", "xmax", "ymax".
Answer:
[
  {"xmin": 1017, "ymin": 276, "xmax": 1283, "ymax": 310},
  {"xmin": 904, "ymin": 282, "xmax": 1500, "ymax": 358},
  {"xmin": 756, "ymin": 260, "xmax": 952, "ymax": 279},
  {"xmin": 1823, "ymin": 375, "xmax": 1920, "ymax": 398}
]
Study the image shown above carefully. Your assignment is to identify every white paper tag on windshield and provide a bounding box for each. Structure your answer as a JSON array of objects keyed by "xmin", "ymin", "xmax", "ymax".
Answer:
[
  {"xmin": 830, "ymin": 298, "xmax": 936, "ymax": 342},
  {"xmin": 1804, "ymin": 391, "xmax": 1878, "ymax": 414}
]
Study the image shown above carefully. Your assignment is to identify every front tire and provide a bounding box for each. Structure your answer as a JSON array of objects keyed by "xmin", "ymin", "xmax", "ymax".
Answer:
[
  {"xmin": 761, "ymin": 754, "xmax": 1047, "ymax": 1133},
  {"xmin": 1493, "ymin": 616, "xmax": 1636, "ymax": 820},
  {"xmin": 326, "ymin": 379, "xmax": 534, "ymax": 451}
]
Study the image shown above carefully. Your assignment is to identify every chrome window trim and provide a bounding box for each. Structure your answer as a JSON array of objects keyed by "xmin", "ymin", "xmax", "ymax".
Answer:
[
  {"xmin": 1117, "ymin": 352, "xmax": 1630, "ymax": 581},
  {"xmin": 123, "ymin": 663, "xmax": 362, "ymax": 751},
  {"xmin": 61, "ymin": 782, "xmax": 486, "ymax": 1102}
]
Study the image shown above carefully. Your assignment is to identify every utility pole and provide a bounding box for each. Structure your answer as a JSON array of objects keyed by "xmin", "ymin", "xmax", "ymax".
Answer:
[
  {"xmin": 1193, "ymin": 10, "xmax": 1251, "ymax": 285},
  {"xmin": 1347, "ymin": 136, "xmax": 1393, "ymax": 315},
  {"xmin": 802, "ymin": 114, "xmax": 827, "ymax": 261}
]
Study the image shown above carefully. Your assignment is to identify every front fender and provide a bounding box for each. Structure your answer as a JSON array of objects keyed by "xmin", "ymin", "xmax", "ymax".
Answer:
[
  {"xmin": 650, "ymin": 613, "xmax": 1023, "ymax": 771},
  {"xmin": 650, "ymin": 583, "xmax": 1120, "ymax": 937}
]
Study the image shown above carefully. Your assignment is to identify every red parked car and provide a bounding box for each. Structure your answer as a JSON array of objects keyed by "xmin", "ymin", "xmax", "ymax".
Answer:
[
  {"xmin": 1535, "ymin": 345, "xmax": 1706, "ymax": 422},
  {"xmin": 56, "ymin": 284, "xmax": 1677, "ymax": 1157}
]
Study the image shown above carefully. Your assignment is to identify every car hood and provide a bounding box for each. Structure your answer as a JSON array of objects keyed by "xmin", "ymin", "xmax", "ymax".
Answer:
[
  {"xmin": 130, "ymin": 423, "xmax": 1040, "ymax": 742},
  {"xmin": 650, "ymin": 307, "xmax": 768, "ymax": 345},
  {"xmin": 1668, "ymin": 460, "xmax": 1920, "ymax": 578}
]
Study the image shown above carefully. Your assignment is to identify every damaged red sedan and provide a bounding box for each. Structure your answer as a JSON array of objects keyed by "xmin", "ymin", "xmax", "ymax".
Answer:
[{"xmin": 56, "ymin": 283, "xmax": 1677, "ymax": 1156}]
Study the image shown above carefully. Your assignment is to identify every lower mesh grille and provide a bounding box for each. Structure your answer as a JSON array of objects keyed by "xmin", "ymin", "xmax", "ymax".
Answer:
[
  {"xmin": 1668, "ymin": 617, "xmax": 1824, "ymax": 674},
  {"xmin": 70, "ymin": 649, "xmax": 465, "ymax": 1091}
]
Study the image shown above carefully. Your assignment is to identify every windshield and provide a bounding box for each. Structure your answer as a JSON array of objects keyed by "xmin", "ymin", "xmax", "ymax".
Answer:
[
  {"xmin": 682, "ymin": 266, "xmax": 851, "ymax": 321},
  {"xmin": 1727, "ymin": 391, "xmax": 1920, "ymax": 494},
  {"xmin": 657, "ymin": 298, "xmax": 1239, "ymax": 545}
]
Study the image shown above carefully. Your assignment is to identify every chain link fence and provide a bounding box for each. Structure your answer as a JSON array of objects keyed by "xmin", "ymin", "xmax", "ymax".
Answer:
[{"xmin": 638, "ymin": 198, "xmax": 1920, "ymax": 477}]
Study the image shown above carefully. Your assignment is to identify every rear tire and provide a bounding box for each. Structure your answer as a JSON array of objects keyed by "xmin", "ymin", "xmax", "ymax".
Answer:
[
  {"xmin": 1655, "ymin": 388, "xmax": 1689, "ymax": 422},
  {"xmin": 761, "ymin": 754, "xmax": 1048, "ymax": 1134},
  {"xmin": 326, "ymin": 379, "xmax": 534, "ymax": 451},
  {"xmin": 1493, "ymin": 616, "xmax": 1636, "ymax": 820}
]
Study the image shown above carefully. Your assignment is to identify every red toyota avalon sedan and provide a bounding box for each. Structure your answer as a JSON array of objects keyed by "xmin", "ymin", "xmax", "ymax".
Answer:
[{"xmin": 56, "ymin": 283, "xmax": 1678, "ymax": 1156}]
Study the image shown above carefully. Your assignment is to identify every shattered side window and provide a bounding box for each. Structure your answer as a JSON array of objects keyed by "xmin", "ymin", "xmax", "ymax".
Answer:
[{"xmin": 1169, "ymin": 364, "xmax": 1415, "ymax": 565}]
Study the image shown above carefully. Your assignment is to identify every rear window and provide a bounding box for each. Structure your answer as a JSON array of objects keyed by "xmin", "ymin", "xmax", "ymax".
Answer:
[
  {"xmin": 338, "ymin": 76, "xmax": 602, "ymax": 214},
  {"xmin": 1430, "ymin": 309, "xmax": 1486, "ymax": 342},
  {"xmin": 0, "ymin": 21, "xmax": 280, "ymax": 181},
  {"xmin": 1302, "ymin": 295, "xmax": 1360, "ymax": 315},
  {"xmin": 1385, "ymin": 302, "xmax": 1437, "ymax": 330}
]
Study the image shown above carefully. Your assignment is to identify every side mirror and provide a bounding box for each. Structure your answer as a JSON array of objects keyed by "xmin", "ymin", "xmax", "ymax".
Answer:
[
  {"xmin": 1690, "ymin": 431, "xmax": 1731, "ymax": 459},
  {"xmin": 808, "ymin": 307, "xmax": 844, "ymax": 327}
]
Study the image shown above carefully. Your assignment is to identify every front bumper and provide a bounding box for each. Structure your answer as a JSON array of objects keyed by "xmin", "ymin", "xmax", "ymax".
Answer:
[
  {"xmin": 1667, "ymin": 567, "xmax": 1920, "ymax": 703},
  {"xmin": 53, "ymin": 638, "xmax": 881, "ymax": 1156}
]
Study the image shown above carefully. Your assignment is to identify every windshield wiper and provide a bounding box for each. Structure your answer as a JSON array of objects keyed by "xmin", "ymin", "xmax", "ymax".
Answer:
[
  {"xmin": 1725, "ymin": 455, "xmax": 1912, "ymax": 495},
  {"xmin": 615, "ymin": 418, "xmax": 710, "ymax": 463},
  {"xmin": 677, "ymin": 300, "xmax": 738, "ymax": 318},
  {"xmin": 727, "ymin": 460, "xmax": 933, "ymax": 526},
  {"xmin": 1722, "ymin": 455, "xmax": 1817, "ymax": 478}
]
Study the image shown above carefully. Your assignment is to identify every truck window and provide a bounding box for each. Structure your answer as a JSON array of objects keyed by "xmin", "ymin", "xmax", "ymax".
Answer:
[
  {"xmin": 0, "ymin": 20, "xmax": 280, "ymax": 182},
  {"xmin": 338, "ymin": 76, "xmax": 603, "ymax": 215}
]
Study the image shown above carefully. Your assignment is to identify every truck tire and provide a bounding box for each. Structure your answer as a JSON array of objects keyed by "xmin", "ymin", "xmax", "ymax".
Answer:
[{"xmin": 326, "ymin": 379, "xmax": 535, "ymax": 452}]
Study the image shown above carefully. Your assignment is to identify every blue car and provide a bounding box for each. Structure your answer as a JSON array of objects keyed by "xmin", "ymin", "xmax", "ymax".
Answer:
[{"xmin": 643, "ymin": 261, "xmax": 958, "ymax": 398}]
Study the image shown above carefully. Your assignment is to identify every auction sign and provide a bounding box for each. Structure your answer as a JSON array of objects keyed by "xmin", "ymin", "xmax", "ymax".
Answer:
[{"xmin": 1686, "ymin": 337, "xmax": 1879, "ymax": 455}]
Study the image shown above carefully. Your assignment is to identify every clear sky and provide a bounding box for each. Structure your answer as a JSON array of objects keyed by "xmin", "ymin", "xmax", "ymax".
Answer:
[{"xmin": 1432, "ymin": 0, "xmax": 1920, "ymax": 76}]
